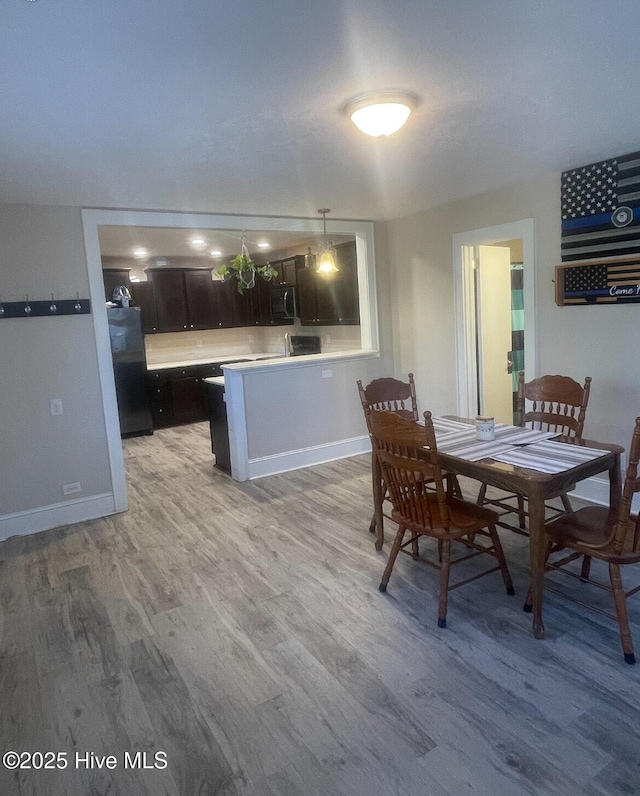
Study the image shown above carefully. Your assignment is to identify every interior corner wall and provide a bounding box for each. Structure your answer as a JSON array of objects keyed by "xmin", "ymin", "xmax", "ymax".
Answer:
[
  {"xmin": 386, "ymin": 172, "xmax": 638, "ymax": 453},
  {"xmin": 0, "ymin": 204, "xmax": 113, "ymax": 539}
]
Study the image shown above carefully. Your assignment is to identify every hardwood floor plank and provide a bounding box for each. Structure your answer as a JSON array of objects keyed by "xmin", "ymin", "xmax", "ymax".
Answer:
[{"xmin": 0, "ymin": 423, "xmax": 638, "ymax": 795}]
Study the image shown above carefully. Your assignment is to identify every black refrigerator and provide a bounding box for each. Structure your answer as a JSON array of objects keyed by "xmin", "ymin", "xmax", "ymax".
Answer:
[{"xmin": 107, "ymin": 307, "xmax": 153, "ymax": 437}]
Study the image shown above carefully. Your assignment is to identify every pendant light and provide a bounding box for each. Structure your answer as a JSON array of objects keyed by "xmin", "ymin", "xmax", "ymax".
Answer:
[{"xmin": 316, "ymin": 209, "xmax": 339, "ymax": 275}]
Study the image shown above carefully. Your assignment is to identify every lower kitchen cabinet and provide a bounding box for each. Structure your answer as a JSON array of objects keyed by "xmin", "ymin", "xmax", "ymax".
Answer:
[
  {"xmin": 204, "ymin": 381, "xmax": 231, "ymax": 475},
  {"xmin": 148, "ymin": 364, "xmax": 221, "ymax": 428}
]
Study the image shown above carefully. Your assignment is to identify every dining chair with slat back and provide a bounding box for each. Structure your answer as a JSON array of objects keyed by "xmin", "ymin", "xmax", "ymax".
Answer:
[
  {"xmin": 524, "ymin": 416, "xmax": 640, "ymax": 664},
  {"xmin": 369, "ymin": 409, "xmax": 514, "ymax": 628},
  {"xmin": 357, "ymin": 375, "xmax": 419, "ymax": 550},
  {"xmin": 477, "ymin": 372, "xmax": 592, "ymax": 534}
]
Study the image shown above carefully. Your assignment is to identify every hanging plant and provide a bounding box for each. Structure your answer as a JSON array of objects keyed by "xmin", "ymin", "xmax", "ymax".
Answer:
[{"xmin": 216, "ymin": 238, "xmax": 278, "ymax": 294}]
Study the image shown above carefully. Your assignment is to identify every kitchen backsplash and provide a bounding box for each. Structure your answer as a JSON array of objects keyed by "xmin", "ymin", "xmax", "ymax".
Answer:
[{"xmin": 144, "ymin": 323, "xmax": 361, "ymax": 366}]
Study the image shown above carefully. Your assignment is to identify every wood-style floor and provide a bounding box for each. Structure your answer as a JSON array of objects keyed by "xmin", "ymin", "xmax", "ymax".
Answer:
[{"xmin": 1, "ymin": 423, "xmax": 639, "ymax": 796}]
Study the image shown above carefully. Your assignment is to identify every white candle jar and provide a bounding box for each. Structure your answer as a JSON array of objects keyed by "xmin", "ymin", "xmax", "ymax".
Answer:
[{"xmin": 476, "ymin": 416, "xmax": 495, "ymax": 441}]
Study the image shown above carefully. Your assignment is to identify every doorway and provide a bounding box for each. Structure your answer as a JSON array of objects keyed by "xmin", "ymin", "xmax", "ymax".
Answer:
[{"xmin": 453, "ymin": 220, "xmax": 536, "ymax": 422}]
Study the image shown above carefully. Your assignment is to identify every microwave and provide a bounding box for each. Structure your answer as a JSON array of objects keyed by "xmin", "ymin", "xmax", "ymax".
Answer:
[{"xmin": 269, "ymin": 286, "xmax": 296, "ymax": 323}]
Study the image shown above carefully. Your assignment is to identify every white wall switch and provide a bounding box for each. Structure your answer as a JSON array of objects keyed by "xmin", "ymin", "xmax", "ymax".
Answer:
[
  {"xmin": 50, "ymin": 399, "xmax": 63, "ymax": 416},
  {"xmin": 63, "ymin": 482, "xmax": 81, "ymax": 495},
  {"xmin": 248, "ymin": 334, "xmax": 255, "ymax": 342},
  {"xmin": 322, "ymin": 369, "xmax": 333, "ymax": 379},
  {"xmin": 325, "ymin": 334, "xmax": 331, "ymax": 343}
]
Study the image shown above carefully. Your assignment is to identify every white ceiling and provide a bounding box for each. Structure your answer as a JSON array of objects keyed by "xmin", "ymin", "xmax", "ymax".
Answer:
[{"xmin": 3, "ymin": 1, "xmax": 640, "ymax": 221}]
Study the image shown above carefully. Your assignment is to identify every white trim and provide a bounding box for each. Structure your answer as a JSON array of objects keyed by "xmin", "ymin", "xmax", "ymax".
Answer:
[
  {"xmin": 81, "ymin": 208, "xmax": 378, "ymax": 505},
  {"xmin": 245, "ymin": 436, "xmax": 370, "ymax": 480},
  {"xmin": 569, "ymin": 476, "xmax": 640, "ymax": 513},
  {"xmin": 453, "ymin": 219, "xmax": 536, "ymax": 418},
  {"xmin": 0, "ymin": 493, "xmax": 117, "ymax": 542}
]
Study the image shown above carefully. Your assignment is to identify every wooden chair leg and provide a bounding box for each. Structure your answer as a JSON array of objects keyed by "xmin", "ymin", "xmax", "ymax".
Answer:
[
  {"xmin": 378, "ymin": 525, "xmax": 407, "ymax": 593},
  {"xmin": 560, "ymin": 492, "xmax": 574, "ymax": 515},
  {"xmin": 476, "ymin": 482, "xmax": 488, "ymax": 506},
  {"xmin": 517, "ymin": 494, "xmax": 526, "ymax": 529},
  {"xmin": 580, "ymin": 555, "xmax": 592, "ymax": 582},
  {"xmin": 524, "ymin": 540, "xmax": 553, "ymax": 612},
  {"xmin": 437, "ymin": 539, "xmax": 452, "ymax": 628},
  {"xmin": 609, "ymin": 563, "xmax": 636, "ymax": 665},
  {"xmin": 446, "ymin": 473, "xmax": 462, "ymax": 499},
  {"xmin": 487, "ymin": 524, "xmax": 515, "ymax": 595},
  {"xmin": 411, "ymin": 532, "xmax": 420, "ymax": 560}
]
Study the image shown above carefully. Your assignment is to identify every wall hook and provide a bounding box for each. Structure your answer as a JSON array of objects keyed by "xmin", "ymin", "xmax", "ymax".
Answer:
[
  {"xmin": 49, "ymin": 293, "xmax": 57, "ymax": 313},
  {"xmin": 24, "ymin": 294, "xmax": 32, "ymax": 315}
]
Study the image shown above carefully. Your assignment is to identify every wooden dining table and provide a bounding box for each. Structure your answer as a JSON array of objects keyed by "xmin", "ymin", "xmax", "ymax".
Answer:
[
  {"xmin": 440, "ymin": 436, "xmax": 623, "ymax": 638},
  {"xmin": 370, "ymin": 418, "xmax": 624, "ymax": 639}
]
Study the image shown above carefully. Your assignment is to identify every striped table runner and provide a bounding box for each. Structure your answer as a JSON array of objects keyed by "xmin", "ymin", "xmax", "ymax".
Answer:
[
  {"xmin": 429, "ymin": 417, "xmax": 608, "ymax": 471},
  {"xmin": 491, "ymin": 440, "xmax": 608, "ymax": 473}
]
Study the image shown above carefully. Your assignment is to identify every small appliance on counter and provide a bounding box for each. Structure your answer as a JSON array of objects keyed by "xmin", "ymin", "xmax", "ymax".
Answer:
[
  {"xmin": 288, "ymin": 335, "xmax": 321, "ymax": 356},
  {"xmin": 111, "ymin": 284, "xmax": 132, "ymax": 307}
]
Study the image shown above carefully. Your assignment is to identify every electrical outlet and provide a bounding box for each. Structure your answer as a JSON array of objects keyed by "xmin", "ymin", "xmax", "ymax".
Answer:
[
  {"xmin": 322, "ymin": 369, "xmax": 333, "ymax": 379},
  {"xmin": 63, "ymin": 482, "xmax": 81, "ymax": 495},
  {"xmin": 50, "ymin": 399, "xmax": 63, "ymax": 416},
  {"xmin": 325, "ymin": 334, "xmax": 331, "ymax": 344},
  {"xmin": 197, "ymin": 339, "xmax": 203, "ymax": 347},
  {"xmin": 248, "ymin": 334, "xmax": 255, "ymax": 342}
]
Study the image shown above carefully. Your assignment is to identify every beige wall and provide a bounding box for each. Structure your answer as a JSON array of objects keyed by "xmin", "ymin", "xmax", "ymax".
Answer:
[
  {"xmin": 387, "ymin": 172, "xmax": 636, "ymax": 450},
  {"xmin": 0, "ymin": 206, "xmax": 393, "ymax": 537},
  {"xmin": 0, "ymin": 205, "xmax": 112, "ymax": 520}
]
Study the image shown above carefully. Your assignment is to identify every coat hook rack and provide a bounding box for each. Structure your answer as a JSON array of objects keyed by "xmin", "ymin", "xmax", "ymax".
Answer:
[{"xmin": 0, "ymin": 292, "xmax": 91, "ymax": 319}]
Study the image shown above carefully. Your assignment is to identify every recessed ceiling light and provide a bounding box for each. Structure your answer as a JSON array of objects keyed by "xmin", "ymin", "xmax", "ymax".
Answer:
[
  {"xmin": 344, "ymin": 92, "xmax": 417, "ymax": 137},
  {"xmin": 210, "ymin": 250, "xmax": 222, "ymax": 258},
  {"xmin": 257, "ymin": 241, "xmax": 270, "ymax": 249},
  {"xmin": 190, "ymin": 236, "xmax": 207, "ymax": 249},
  {"xmin": 133, "ymin": 247, "xmax": 148, "ymax": 259}
]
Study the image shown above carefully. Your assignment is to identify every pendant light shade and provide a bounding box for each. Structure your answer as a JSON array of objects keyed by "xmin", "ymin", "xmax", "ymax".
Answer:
[
  {"xmin": 316, "ymin": 209, "xmax": 339, "ymax": 275},
  {"xmin": 344, "ymin": 92, "xmax": 417, "ymax": 137}
]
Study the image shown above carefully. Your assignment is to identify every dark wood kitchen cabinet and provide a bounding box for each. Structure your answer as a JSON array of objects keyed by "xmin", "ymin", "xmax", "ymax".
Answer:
[
  {"xmin": 146, "ymin": 267, "xmax": 218, "ymax": 332},
  {"xmin": 297, "ymin": 241, "xmax": 359, "ymax": 326},
  {"xmin": 130, "ymin": 281, "xmax": 158, "ymax": 332},
  {"xmin": 148, "ymin": 364, "xmax": 217, "ymax": 428},
  {"xmin": 271, "ymin": 255, "xmax": 305, "ymax": 287}
]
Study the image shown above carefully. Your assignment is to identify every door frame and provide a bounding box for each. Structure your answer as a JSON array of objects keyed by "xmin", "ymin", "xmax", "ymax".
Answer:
[{"xmin": 453, "ymin": 219, "xmax": 536, "ymax": 418}]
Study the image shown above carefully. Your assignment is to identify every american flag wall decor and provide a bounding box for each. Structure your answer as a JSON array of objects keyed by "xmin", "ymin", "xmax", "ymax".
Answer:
[
  {"xmin": 561, "ymin": 150, "xmax": 640, "ymax": 262},
  {"xmin": 555, "ymin": 255, "xmax": 640, "ymax": 305}
]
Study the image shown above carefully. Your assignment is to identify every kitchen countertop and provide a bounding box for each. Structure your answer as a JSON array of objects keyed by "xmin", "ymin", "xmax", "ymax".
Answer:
[{"xmin": 147, "ymin": 352, "xmax": 282, "ymax": 371}]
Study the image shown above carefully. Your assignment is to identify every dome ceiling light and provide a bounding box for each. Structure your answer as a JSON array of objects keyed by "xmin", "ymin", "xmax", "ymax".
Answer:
[{"xmin": 344, "ymin": 92, "xmax": 417, "ymax": 137}]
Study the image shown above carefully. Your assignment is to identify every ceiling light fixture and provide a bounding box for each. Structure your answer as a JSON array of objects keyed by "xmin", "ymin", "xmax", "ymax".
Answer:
[
  {"xmin": 210, "ymin": 249, "xmax": 222, "ymax": 258},
  {"xmin": 344, "ymin": 91, "xmax": 417, "ymax": 137},
  {"xmin": 133, "ymin": 247, "xmax": 148, "ymax": 259},
  {"xmin": 316, "ymin": 209, "xmax": 338, "ymax": 275},
  {"xmin": 257, "ymin": 241, "xmax": 270, "ymax": 249},
  {"xmin": 190, "ymin": 236, "xmax": 207, "ymax": 249}
]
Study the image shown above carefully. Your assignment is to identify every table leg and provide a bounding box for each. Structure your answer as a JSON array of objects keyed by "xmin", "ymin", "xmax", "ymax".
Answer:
[
  {"xmin": 371, "ymin": 450, "xmax": 384, "ymax": 551},
  {"xmin": 609, "ymin": 452, "xmax": 622, "ymax": 513},
  {"xmin": 527, "ymin": 484, "xmax": 546, "ymax": 639}
]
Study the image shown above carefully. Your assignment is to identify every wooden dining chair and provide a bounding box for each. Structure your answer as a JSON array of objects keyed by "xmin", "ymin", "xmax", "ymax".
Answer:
[
  {"xmin": 524, "ymin": 417, "xmax": 640, "ymax": 664},
  {"xmin": 477, "ymin": 372, "xmax": 592, "ymax": 533},
  {"xmin": 357, "ymin": 375, "xmax": 420, "ymax": 550},
  {"xmin": 369, "ymin": 410, "xmax": 514, "ymax": 628}
]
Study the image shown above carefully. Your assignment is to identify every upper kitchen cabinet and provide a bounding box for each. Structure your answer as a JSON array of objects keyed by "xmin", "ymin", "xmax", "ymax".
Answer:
[
  {"xmin": 270, "ymin": 255, "xmax": 305, "ymax": 287},
  {"xmin": 297, "ymin": 241, "xmax": 359, "ymax": 326},
  {"xmin": 130, "ymin": 281, "xmax": 158, "ymax": 333},
  {"xmin": 147, "ymin": 267, "xmax": 217, "ymax": 332}
]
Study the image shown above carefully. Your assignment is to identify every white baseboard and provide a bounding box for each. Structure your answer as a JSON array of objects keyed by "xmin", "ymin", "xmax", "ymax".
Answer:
[
  {"xmin": 569, "ymin": 475, "xmax": 640, "ymax": 513},
  {"xmin": 0, "ymin": 493, "xmax": 118, "ymax": 543},
  {"xmin": 246, "ymin": 435, "xmax": 370, "ymax": 480}
]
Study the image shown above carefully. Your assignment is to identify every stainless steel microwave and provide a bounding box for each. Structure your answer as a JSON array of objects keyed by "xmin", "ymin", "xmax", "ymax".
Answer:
[{"xmin": 269, "ymin": 286, "xmax": 296, "ymax": 322}]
